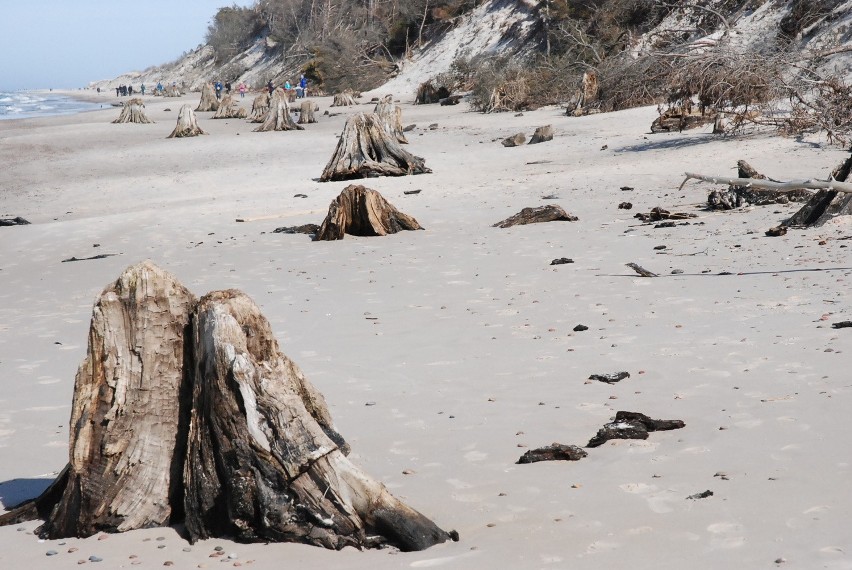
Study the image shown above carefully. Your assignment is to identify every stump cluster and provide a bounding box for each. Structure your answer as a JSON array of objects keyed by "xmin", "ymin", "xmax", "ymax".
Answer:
[
  {"xmin": 0, "ymin": 261, "xmax": 453, "ymax": 552},
  {"xmin": 212, "ymin": 95, "xmax": 247, "ymax": 119}
]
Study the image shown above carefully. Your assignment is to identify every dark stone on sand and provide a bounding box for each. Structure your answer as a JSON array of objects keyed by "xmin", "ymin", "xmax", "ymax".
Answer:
[
  {"xmin": 766, "ymin": 225, "xmax": 787, "ymax": 237},
  {"xmin": 403, "ymin": 124, "xmax": 416, "ymax": 132},
  {"xmin": 655, "ymin": 221, "xmax": 676, "ymax": 228},
  {"xmin": 573, "ymin": 324, "xmax": 588, "ymax": 332},
  {"xmin": 587, "ymin": 411, "xmax": 685, "ymax": 448},
  {"xmin": 272, "ymin": 224, "xmax": 320, "ymax": 235},
  {"xmin": 404, "ymin": 190, "xmax": 422, "ymax": 195},
  {"xmin": 0, "ymin": 216, "xmax": 31, "ymax": 226},
  {"xmin": 589, "ymin": 371, "xmax": 630, "ymax": 384},
  {"xmin": 517, "ymin": 443, "xmax": 587, "ymax": 464},
  {"xmin": 831, "ymin": 321, "xmax": 852, "ymax": 329},
  {"xmin": 550, "ymin": 258, "xmax": 574, "ymax": 265},
  {"xmin": 618, "ymin": 202, "xmax": 633, "ymax": 210},
  {"xmin": 687, "ymin": 490, "xmax": 714, "ymax": 500}
]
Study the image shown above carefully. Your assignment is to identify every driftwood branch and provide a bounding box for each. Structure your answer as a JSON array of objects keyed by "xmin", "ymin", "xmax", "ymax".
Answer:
[{"xmin": 680, "ymin": 172, "xmax": 852, "ymax": 194}]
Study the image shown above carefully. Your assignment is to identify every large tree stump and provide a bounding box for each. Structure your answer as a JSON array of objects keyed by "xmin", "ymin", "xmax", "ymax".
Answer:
[
  {"xmin": 331, "ymin": 90, "xmax": 358, "ymax": 107},
  {"xmin": 320, "ymin": 113, "xmax": 431, "ymax": 181},
  {"xmin": 250, "ymin": 92, "xmax": 270, "ymax": 122},
  {"xmin": 184, "ymin": 290, "xmax": 450, "ymax": 550},
  {"xmin": 315, "ymin": 184, "xmax": 423, "ymax": 241},
  {"xmin": 253, "ymin": 89, "xmax": 303, "ymax": 132},
  {"xmin": 493, "ymin": 205, "xmax": 578, "ymax": 228},
  {"xmin": 167, "ymin": 105, "xmax": 207, "ymax": 138},
  {"xmin": 374, "ymin": 95, "xmax": 407, "ymax": 144},
  {"xmin": 0, "ymin": 262, "xmax": 452, "ymax": 552},
  {"xmin": 786, "ymin": 153, "xmax": 852, "ymax": 226},
  {"xmin": 195, "ymin": 83, "xmax": 220, "ymax": 112},
  {"xmin": 708, "ymin": 160, "xmax": 812, "ymax": 210},
  {"xmin": 297, "ymin": 100, "xmax": 319, "ymax": 124},
  {"xmin": 212, "ymin": 95, "xmax": 247, "ymax": 119},
  {"xmin": 1, "ymin": 262, "xmax": 197, "ymax": 537},
  {"xmin": 112, "ymin": 98, "xmax": 153, "ymax": 124}
]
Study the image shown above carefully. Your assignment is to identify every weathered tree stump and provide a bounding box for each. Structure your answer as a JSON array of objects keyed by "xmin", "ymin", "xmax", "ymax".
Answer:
[
  {"xmin": 528, "ymin": 125, "xmax": 553, "ymax": 144},
  {"xmin": 253, "ymin": 89, "xmax": 303, "ymax": 132},
  {"xmin": 0, "ymin": 262, "xmax": 453, "ymax": 552},
  {"xmin": 316, "ymin": 184, "xmax": 423, "ymax": 241},
  {"xmin": 331, "ymin": 90, "xmax": 358, "ymax": 107},
  {"xmin": 297, "ymin": 100, "xmax": 319, "ymax": 124},
  {"xmin": 415, "ymin": 81, "xmax": 450, "ymax": 105},
  {"xmin": 320, "ymin": 113, "xmax": 431, "ymax": 181},
  {"xmin": 786, "ymin": 153, "xmax": 852, "ymax": 226},
  {"xmin": 167, "ymin": 105, "xmax": 207, "ymax": 138},
  {"xmin": 502, "ymin": 133, "xmax": 526, "ymax": 147},
  {"xmin": 517, "ymin": 444, "xmax": 587, "ymax": 464},
  {"xmin": 708, "ymin": 160, "xmax": 812, "ymax": 210},
  {"xmin": 163, "ymin": 85, "xmax": 182, "ymax": 97},
  {"xmin": 250, "ymin": 92, "xmax": 270, "ymax": 122},
  {"xmin": 493, "ymin": 205, "xmax": 578, "ymax": 228},
  {"xmin": 212, "ymin": 95, "xmax": 247, "ymax": 119},
  {"xmin": 1, "ymin": 261, "xmax": 197, "ymax": 537},
  {"xmin": 374, "ymin": 95, "xmax": 407, "ymax": 144},
  {"xmin": 195, "ymin": 83, "xmax": 220, "ymax": 112},
  {"xmin": 112, "ymin": 98, "xmax": 153, "ymax": 124},
  {"xmin": 587, "ymin": 411, "xmax": 685, "ymax": 448}
]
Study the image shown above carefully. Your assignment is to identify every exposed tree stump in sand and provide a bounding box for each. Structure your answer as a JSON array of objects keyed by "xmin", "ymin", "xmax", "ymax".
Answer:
[
  {"xmin": 163, "ymin": 85, "xmax": 182, "ymax": 97},
  {"xmin": 786, "ymin": 153, "xmax": 852, "ymax": 226},
  {"xmin": 502, "ymin": 133, "xmax": 526, "ymax": 147},
  {"xmin": 708, "ymin": 160, "xmax": 812, "ymax": 210},
  {"xmin": 167, "ymin": 105, "xmax": 207, "ymax": 138},
  {"xmin": 253, "ymin": 89, "xmax": 303, "ymax": 132},
  {"xmin": 528, "ymin": 125, "xmax": 553, "ymax": 144},
  {"xmin": 212, "ymin": 95, "xmax": 247, "ymax": 119},
  {"xmin": 570, "ymin": 70, "xmax": 599, "ymax": 116},
  {"xmin": 415, "ymin": 81, "xmax": 449, "ymax": 105},
  {"xmin": 634, "ymin": 207, "xmax": 697, "ymax": 222},
  {"xmin": 493, "ymin": 205, "xmax": 578, "ymax": 228},
  {"xmin": 320, "ymin": 113, "xmax": 431, "ymax": 182},
  {"xmin": 374, "ymin": 95, "xmax": 407, "ymax": 144},
  {"xmin": 651, "ymin": 108, "xmax": 716, "ymax": 133},
  {"xmin": 112, "ymin": 98, "xmax": 153, "ymax": 124},
  {"xmin": 0, "ymin": 262, "xmax": 453, "ymax": 552},
  {"xmin": 273, "ymin": 223, "xmax": 320, "ymax": 235},
  {"xmin": 439, "ymin": 95, "xmax": 462, "ymax": 106},
  {"xmin": 195, "ymin": 83, "xmax": 220, "ymax": 112},
  {"xmin": 5, "ymin": 262, "xmax": 197, "ymax": 537},
  {"xmin": 298, "ymin": 100, "xmax": 319, "ymax": 124},
  {"xmin": 250, "ymin": 92, "xmax": 270, "ymax": 122},
  {"xmin": 315, "ymin": 184, "xmax": 423, "ymax": 241},
  {"xmin": 331, "ymin": 90, "xmax": 358, "ymax": 107},
  {"xmin": 587, "ymin": 411, "xmax": 685, "ymax": 448},
  {"xmin": 517, "ymin": 444, "xmax": 587, "ymax": 464}
]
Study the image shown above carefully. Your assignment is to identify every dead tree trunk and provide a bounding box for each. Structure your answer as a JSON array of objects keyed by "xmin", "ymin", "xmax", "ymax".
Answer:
[
  {"xmin": 0, "ymin": 262, "xmax": 452, "ymax": 552},
  {"xmin": 786, "ymin": 153, "xmax": 852, "ymax": 226},
  {"xmin": 331, "ymin": 90, "xmax": 358, "ymax": 107},
  {"xmin": 374, "ymin": 95, "xmax": 408, "ymax": 144},
  {"xmin": 112, "ymin": 98, "xmax": 153, "ymax": 124},
  {"xmin": 297, "ymin": 100, "xmax": 319, "ymax": 124},
  {"xmin": 493, "ymin": 205, "xmax": 578, "ymax": 228},
  {"xmin": 253, "ymin": 89, "xmax": 304, "ymax": 132},
  {"xmin": 320, "ymin": 113, "xmax": 431, "ymax": 181},
  {"xmin": 167, "ymin": 105, "xmax": 207, "ymax": 138},
  {"xmin": 250, "ymin": 92, "xmax": 270, "ymax": 122},
  {"xmin": 3, "ymin": 261, "xmax": 197, "ymax": 538},
  {"xmin": 184, "ymin": 290, "xmax": 450, "ymax": 549},
  {"xmin": 212, "ymin": 95, "xmax": 247, "ymax": 119},
  {"xmin": 315, "ymin": 184, "xmax": 424, "ymax": 240},
  {"xmin": 195, "ymin": 83, "xmax": 220, "ymax": 112}
]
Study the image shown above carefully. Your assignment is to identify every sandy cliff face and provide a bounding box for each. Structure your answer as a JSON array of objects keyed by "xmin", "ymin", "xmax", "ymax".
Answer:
[{"xmin": 90, "ymin": 0, "xmax": 852, "ymax": 96}]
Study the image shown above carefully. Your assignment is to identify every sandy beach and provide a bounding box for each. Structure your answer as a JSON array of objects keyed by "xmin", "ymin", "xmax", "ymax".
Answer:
[{"xmin": 1, "ymin": 89, "xmax": 851, "ymax": 569}]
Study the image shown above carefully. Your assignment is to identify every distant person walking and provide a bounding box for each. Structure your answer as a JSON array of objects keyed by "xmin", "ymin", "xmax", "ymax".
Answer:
[
  {"xmin": 141, "ymin": 83, "xmax": 145, "ymax": 95},
  {"xmin": 156, "ymin": 81, "xmax": 163, "ymax": 94},
  {"xmin": 299, "ymin": 74, "xmax": 307, "ymax": 98},
  {"xmin": 225, "ymin": 81, "xmax": 231, "ymax": 95},
  {"xmin": 238, "ymin": 82, "xmax": 246, "ymax": 98},
  {"xmin": 115, "ymin": 86, "xmax": 120, "ymax": 97},
  {"xmin": 214, "ymin": 81, "xmax": 223, "ymax": 100},
  {"xmin": 267, "ymin": 80, "xmax": 274, "ymax": 95}
]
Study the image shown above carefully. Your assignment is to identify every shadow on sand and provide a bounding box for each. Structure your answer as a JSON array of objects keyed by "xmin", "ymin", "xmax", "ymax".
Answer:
[{"xmin": 0, "ymin": 478, "xmax": 54, "ymax": 510}]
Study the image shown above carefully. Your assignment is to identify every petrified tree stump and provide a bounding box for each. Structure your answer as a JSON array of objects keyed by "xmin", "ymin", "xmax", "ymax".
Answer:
[
  {"xmin": 493, "ymin": 205, "xmax": 578, "ymax": 228},
  {"xmin": 112, "ymin": 98, "xmax": 153, "ymax": 124},
  {"xmin": 167, "ymin": 105, "xmax": 207, "ymax": 138},
  {"xmin": 0, "ymin": 262, "xmax": 452, "ymax": 551},
  {"xmin": 529, "ymin": 125, "xmax": 553, "ymax": 144},
  {"xmin": 195, "ymin": 83, "xmax": 220, "ymax": 112},
  {"xmin": 320, "ymin": 113, "xmax": 431, "ymax": 181},
  {"xmin": 331, "ymin": 90, "xmax": 358, "ymax": 107},
  {"xmin": 253, "ymin": 89, "xmax": 303, "ymax": 132},
  {"xmin": 315, "ymin": 184, "xmax": 423, "ymax": 240},
  {"xmin": 374, "ymin": 95, "xmax": 407, "ymax": 144},
  {"xmin": 250, "ymin": 92, "xmax": 270, "ymax": 122},
  {"xmin": 297, "ymin": 100, "xmax": 319, "ymax": 124},
  {"xmin": 212, "ymin": 95, "xmax": 247, "ymax": 119}
]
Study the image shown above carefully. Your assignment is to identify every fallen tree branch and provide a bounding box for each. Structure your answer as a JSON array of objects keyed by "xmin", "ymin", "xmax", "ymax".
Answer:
[{"xmin": 679, "ymin": 173, "xmax": 852, "ymax": 194}]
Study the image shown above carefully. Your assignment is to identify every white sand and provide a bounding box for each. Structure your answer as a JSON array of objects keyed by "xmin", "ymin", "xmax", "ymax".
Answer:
[{"xmin": 1, "ymin": 90, "xmax": 851, "ymax": 569}]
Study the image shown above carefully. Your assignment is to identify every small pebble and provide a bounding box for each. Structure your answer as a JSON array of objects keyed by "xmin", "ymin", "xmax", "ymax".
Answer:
[
  {"xmin": 46, "ymin": 550, "xmax": 59, "ymax": 556},
  {"xmin": 164, "ymin": 562, "xmax": 174, "ymax": 567},
  {"xmin": 69, "ymin": 547, "xmax": 79, "ymax": 553},
  {"xmin": 89, "ymin": 555, "xmax": 103, "ymax": 562},
  {"xmin": 214, "ymin": 546, "xmax": 224, "ymax": 552},
  {"xmin": 183, "ymin": 547, "xmax": 193, "ymax": 552},
  {"xmin": 156, "ymin": 536, "xmax": 166, "ymax": 541},
  {"xmin": 158, "ymin": 544, "xmax": 166, "ymax": 549},
  {"xmin": 775, "ymin": 557, "xmax": 786, "ymax": 564},
  {"xmin": 97, "ymin": 534, "xmax": 108, "ymax": 541},
  {"xmin": 402, "ymin": 469, "xmax": 415, "ymax": 475},
  {"xmin": 228, "ymin": 553, "xmax": 238, "ymax": 559}
]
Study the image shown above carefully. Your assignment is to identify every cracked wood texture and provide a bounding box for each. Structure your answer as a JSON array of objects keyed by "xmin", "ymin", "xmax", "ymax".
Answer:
[
  {"xmin": 112, "ymin": 98, "xmax": 152, "ymax": 124},
  {"xmin": 253, "ymin": 89, "xmax": 303, "ymax": 132},
  {"xmin": 167, "ymin": 105, "xmax": 207, "ymax": 138},
  {"xmin": 250, "ymin": 92, "xmax": 270, "ymax": 122},
  {"xmin": 212, "ymin": 95, "xmax": 247, "ymax": 119},
  {"xmin": 493, "ymin": 205, "xmax": 578, "ymax": 228},
  {"xmin": 195, "ymin": 83, "xmax": 220, "ymax": 112},
  {"xmin": 40, "ymin": 261, "xmax": 195, "ymax": 537},
  {"xmin": 320, "ymin": 113, "xmax": 431, "ymax": 181},
  {"xmin": 183, "ymin": 290, "xmax": 450, "ymax": 550},
  {"xmin": 374, "ymin": 96, "xmax": 407, "ymax": 144},
  {"xmin": 316, "ymin": 184, "xmax": 423, "ymax": 241}
]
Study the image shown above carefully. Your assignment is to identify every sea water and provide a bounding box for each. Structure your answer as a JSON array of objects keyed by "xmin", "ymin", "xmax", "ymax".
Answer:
[{"xmin": 0, "ymin": 90, "xmax": 102, "ymax": 120}]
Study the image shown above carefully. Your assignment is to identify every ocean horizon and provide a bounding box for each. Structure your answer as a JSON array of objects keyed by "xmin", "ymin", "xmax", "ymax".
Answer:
[{"xmin": 0, "ymin": 90, "xmax": 103, "ymax": 121}]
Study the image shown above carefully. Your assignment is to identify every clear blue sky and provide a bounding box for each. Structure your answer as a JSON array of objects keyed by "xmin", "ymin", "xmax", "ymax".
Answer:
[{"xmin": 0, "ymin": 1, "xmax": 254, "ymax": 91}]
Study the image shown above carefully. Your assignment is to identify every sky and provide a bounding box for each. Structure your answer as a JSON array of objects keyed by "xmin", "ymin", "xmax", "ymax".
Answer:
[{"xmin": 0, "ymin": 0, "xmax": 254, "ymax": 91}]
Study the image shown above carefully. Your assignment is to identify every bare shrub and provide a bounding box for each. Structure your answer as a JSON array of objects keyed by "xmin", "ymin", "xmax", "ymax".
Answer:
[{"xmin": 469, "ymin": 57, "xmax": 531, "ymax": 113}]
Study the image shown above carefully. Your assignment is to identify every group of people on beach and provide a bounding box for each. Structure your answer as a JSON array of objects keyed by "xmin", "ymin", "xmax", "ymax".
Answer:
[
  {"xmin": 114, "ymin": 85, "xmax": 133, "ymax": 97},
  {"xmin": 266, "ymin": 75, "xmax": 309, "ymax": 98}
]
